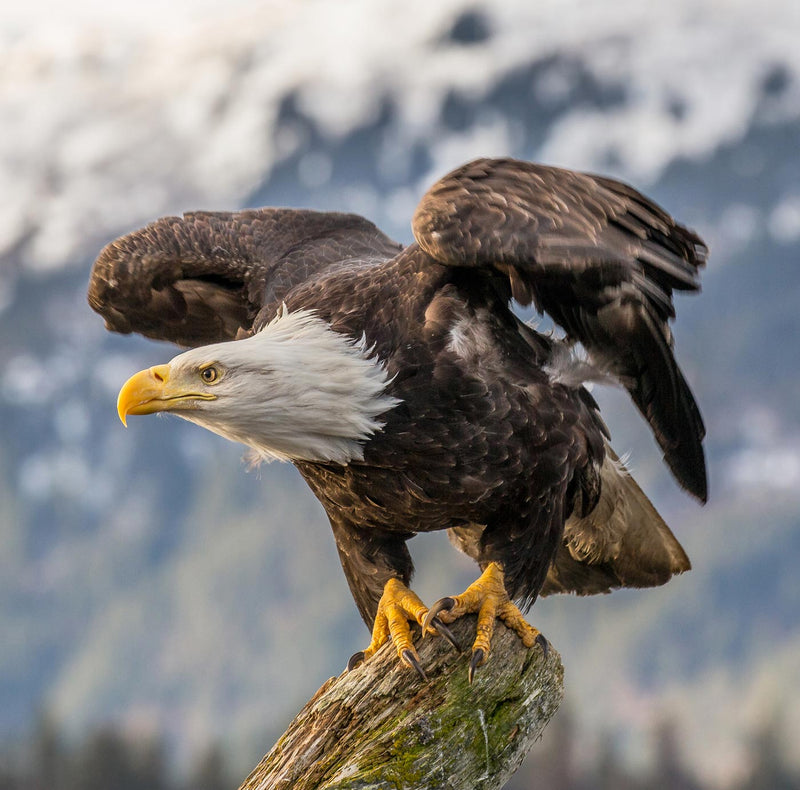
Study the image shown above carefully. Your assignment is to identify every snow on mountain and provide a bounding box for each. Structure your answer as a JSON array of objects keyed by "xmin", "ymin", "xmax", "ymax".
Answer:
[{"xmin": 2, "ymin": 0, "xmax": 799, "ymax": 274}]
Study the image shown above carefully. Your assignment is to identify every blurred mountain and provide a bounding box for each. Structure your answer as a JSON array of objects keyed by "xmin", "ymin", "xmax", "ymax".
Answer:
[{"xmin": 1, "ymin": 1, "xmax": 799, "ymax": 784}]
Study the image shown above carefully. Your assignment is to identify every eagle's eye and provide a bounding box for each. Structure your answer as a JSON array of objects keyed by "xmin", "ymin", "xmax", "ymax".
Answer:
[{"xmin": 200, "ymin": 365, "xmax": 220, "ymax": 384}]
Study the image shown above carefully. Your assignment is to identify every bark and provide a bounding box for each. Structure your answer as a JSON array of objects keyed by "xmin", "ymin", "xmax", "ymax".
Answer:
[{"xmin": 239, "ymin": 616, "xmax": 564, "ymax": 790}]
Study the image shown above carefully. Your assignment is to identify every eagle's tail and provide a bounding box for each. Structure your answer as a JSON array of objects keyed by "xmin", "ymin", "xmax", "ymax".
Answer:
[{"xmin": 540, "ymin": 447, "xmax": 690, "ymax": 596}]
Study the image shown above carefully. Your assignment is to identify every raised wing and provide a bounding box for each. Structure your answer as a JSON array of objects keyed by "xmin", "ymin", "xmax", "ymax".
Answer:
[
  {"xmin": 88, "ymin": 208, "xmax": 402, "ymax": 348},
  {"xmin": 413, "ymin": 157, "xmax": 707, "ymax": 501}
]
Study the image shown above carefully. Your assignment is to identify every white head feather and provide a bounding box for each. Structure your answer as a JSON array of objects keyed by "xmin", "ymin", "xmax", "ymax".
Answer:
[{"xmin": 167, "ymin": 308, "xmax": 399, "ymax": 463}]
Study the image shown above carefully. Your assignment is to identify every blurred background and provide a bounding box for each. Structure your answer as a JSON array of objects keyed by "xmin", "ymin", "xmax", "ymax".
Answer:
[{"xmin": 1, "ymin": 1, "xmax": 799, "ymax": 788}]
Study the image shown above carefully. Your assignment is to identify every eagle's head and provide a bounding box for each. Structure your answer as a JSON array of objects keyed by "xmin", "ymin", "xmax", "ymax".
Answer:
[{"xmin": 116, "ymin": 309, "xmax": 399, "ymax": 463}]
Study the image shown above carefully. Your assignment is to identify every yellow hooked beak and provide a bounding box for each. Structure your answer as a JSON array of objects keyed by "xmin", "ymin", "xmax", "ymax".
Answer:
[{"xmin": 117, "ymin": 364, "xmax": 215, "ymax": 426}]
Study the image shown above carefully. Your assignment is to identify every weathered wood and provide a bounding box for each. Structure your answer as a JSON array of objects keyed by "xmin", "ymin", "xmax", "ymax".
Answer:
[{"xmin": 239, "ymin": 616, "xmax": 564, "ymax": 790}]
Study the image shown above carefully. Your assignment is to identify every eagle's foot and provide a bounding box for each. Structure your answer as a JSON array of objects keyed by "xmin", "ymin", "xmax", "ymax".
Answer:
[
  {"xmin": 422, "ymin": 561, "xmax": 548, "ymax": 683},
  {"xmin": 346, "ymin": 578, "xmax": 457, "ymax": 680}
]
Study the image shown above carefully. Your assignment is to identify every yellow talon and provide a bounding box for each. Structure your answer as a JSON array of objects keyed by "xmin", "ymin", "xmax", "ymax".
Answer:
[
  {"xmin": 422, "ymin": 562, "xmax": 547, "ymax": 681},
  {"xmin": 496, "ymin": 600, "xmax": 541, "ymax": 648},
  {"xmin": 348, "ymin": 578, "xmax": 433, "ymax": 679}
]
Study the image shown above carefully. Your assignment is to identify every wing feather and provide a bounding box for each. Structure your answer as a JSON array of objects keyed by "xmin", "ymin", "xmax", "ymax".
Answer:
[
  {"xmin": 88, "ymin": 208, "xmax": 402, "ymax": 348},
  {"xmin": 413, "ymin": 157, "xmax": 707, "ymax": 501}
]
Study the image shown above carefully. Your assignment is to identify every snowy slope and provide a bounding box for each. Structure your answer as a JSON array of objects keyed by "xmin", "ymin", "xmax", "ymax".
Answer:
[{"xmin": 3, "ymin": 0, "xmax": 800, "ymax": 272}]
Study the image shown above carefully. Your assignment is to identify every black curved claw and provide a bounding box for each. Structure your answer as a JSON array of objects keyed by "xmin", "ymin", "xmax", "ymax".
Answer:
[
  {"xmin": 401, "ymin": 648, "xmax": 428, "ymax": 681},
  {"xmin": 430, "ymin": 617, "xmax": 462, "ymax": 652},
  {"xmin": 468, "ymin": 648, "xmax": 485, "ymax": 684},
  {"xmin": 535, "ymin": 633, "xmax": 550, "ymax": 659},
  {"xmin": 421, "ymin": 596, "xmax": 456, "ymax": 635},
  {"xmin": 347, "ymin": 651, "xmax": 366, "ymax": 672}
]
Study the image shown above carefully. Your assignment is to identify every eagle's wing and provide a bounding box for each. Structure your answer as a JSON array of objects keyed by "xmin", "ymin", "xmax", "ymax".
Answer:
[
  {"xmin": 413, "ymin": 157, "xmax": 707, "ymax": 502},
  {"xmin": 89, "ymin": 209, "xmax": 402, "ymax": 348}
]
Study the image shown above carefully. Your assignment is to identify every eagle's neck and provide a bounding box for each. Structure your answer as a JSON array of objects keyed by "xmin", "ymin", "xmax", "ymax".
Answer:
[{"xmin": 178, "ymin": 309, "xmax": 400, "ymax": 464}]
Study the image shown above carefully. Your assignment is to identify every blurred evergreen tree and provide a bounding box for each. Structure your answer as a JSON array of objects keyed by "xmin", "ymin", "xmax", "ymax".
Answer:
[
  {"xmin": 593, "ymin": 732, "xmax": 637, "ymax": 790},
  {"xmin": 30, "ymin": 712, "xmax": 65, "ymax": 790},
  {"xmin": 506, "ymin": 707, "xmax": 576, "ymax": 789},
  {"xmin": 0, "ymin": 765, "xmax": 22, "ymax": 790},
  {"xmin": 647, "ymin": 719, "xmax": 701, "ymax": 790},
  {"xmin": 738, "ymin": 716, "xmax": 800, "ymax": 790},
  {"xmin": 4, "ymin": 708, "xmax": 800, "ymax": 790},
  {"xmin": 64, "ymin": 728, "xmax": 170, "ymax": 790},
  {"xmin": 185, "ymin": 743, "xmax": 231, "ymax": 790}
]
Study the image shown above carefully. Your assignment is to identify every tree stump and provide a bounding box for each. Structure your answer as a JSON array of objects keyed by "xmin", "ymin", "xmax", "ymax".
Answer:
[{"xmin": 239, "ymin": 615, "xmax": 564, "ymax": 789}]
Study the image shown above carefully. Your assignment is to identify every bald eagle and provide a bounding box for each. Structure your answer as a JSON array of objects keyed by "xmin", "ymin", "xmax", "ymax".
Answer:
[{"xmin": 88, "ymin": 158, "xmax": 706, "ymax": 680}]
